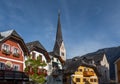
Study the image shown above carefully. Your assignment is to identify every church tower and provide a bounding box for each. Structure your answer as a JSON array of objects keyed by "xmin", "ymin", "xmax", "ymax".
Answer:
[{"xmin": 53, "ymin": 12, "xmax": 66, "ymax": 61}]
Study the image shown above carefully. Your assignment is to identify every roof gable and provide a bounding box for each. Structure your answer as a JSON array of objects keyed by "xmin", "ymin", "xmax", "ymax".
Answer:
[
  {"xmin": 26, "ymin": 41, "xmax": 50, "ymax": 62},
  {"xmin": 26, "ymin": 40, "xmax": 46, "ymax": 51},
  {"xmin": 0, "ymin": 29, "xmax": 28, "ymax": 55}
]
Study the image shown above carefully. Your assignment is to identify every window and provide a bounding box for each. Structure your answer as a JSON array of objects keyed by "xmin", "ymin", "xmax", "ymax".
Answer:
[
  {"xmin": 32, "ymin": 52, "xmax": 36, "ymax": 59},
  {"xmin": 76, "ymin": 78, "xmax": 80, "ymax": 82},
  {"xmin": 79, "ymin": 69, "xmax": 82, "ymax": 72},
  {"xmin": 57, "ymin": 59, "xmax": 59, "ymax": 62},
  {"xmin": 12, "ymin": 47, "xmax": 20, "ymax": 57},
  {"xmin": 13, "ymin": 65, "xmax": 20, "ymax": 71},
  {"xmin": 0, "ymin": 62, "xmax": 5, "ymax": 70},
  {"xmin": 39, "ymin": 55, "xmax": 42, "ymax": 61},
  {"xmin": 94, "ymin": 79, "xmax": 97, "ymax": 82},
  {"xmin": 83, "ymin": 78, "xmax": 86, "ymax": 82},
  {"xmin": 61, "ymin": 52, "xmax": 64, "ymax": 56},
  {"xmin": 2, "ymin": 44, "xmax": 10, "ymax": 51},
  {"xmin": 90, "ymin": 79, "xmax": 93, "ymax": 82},
  {"xmin": 13, "ymin": 48, "xmax": 19, "ymax": 54},
  {"xmin": 49, "ymin": 65, "xmax": 52, "ymax": 70},
  {"xmin": 52, "ymin": 57, "xmax": 54, "ymax": 60},
  {"xmin": 84, "ymin": 67, "xmax": 87, "ymax": 71}
]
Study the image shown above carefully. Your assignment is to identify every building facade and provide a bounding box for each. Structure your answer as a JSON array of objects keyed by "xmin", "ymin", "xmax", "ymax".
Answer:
[
  {"xmin": 72, "ymin": 66, "xmax": 98, "ymax": 84},
  {"xmin": 63, "ymin": 58, "xmax": 100, "ymax": 84},
  {"xmin": 25, "ymin": 41, "xmax": 51, "ymax": 76},
  {"xmin": 81, "ymin": 53, "xmax": 110, "ymax": 83},
  {"xmin": 0, "ymin": 30, "xmax": 29, "ymax": 83},
  {"xmin": 115, "ymin": 57, "xmax": 120, "ymax": 83},
  {"xmin": 0, "ymin": 30, "xmax": 28, "ymax": 71}
]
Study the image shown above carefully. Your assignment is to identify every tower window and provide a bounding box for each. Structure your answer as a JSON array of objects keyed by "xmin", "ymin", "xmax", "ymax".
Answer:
[{"xmin": 61, "ymin": 52, "xmax": 64, "ymax": 56}]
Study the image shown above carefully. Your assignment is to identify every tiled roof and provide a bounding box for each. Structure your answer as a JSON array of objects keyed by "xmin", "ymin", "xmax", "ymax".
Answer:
[
  {"xmin": 81, "ymin": 53, "xmax": 105, "ymax": 64},
  {"xmin": 0, "ymin": 29, "xmax": 22, "ymax": 41},
  {"xmin": 26, "ymin": 40, "xmax": 46, "ymax": 51},
  {"xmin": 49, "ymin": 52, "xmax": 65, "ymax": 63}
]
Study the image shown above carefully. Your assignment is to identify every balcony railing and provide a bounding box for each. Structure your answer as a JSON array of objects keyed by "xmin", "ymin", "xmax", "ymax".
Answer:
[{"xmin": 83, "ymin": 71, "xmax": 94, "ymax": 77}]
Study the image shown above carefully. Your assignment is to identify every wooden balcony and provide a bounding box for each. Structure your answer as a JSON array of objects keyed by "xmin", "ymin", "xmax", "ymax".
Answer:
[{"xmin": 83, "ymin": 71, "xmax": 94, "ymax": 77}]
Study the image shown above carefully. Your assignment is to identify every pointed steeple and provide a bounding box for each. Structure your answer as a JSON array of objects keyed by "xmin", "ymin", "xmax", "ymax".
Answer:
[
  {"xmin": 53, "ymin": 11, "xmax": 63, "ymax": 55},
  {"xmin": 56, "ymin": 10, "xmax": 63, "ymax": 43}
]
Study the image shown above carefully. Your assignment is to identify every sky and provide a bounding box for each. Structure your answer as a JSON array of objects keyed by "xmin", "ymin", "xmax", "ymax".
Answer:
[{"xmin": 0, "ymin": 0, "xmax": 120, "ymax": 59}]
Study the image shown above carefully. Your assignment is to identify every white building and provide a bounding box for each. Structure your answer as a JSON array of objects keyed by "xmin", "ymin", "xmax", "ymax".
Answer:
[{"xmin": 25, "ymin": 41, "xmax": 51, "ymax": 75}]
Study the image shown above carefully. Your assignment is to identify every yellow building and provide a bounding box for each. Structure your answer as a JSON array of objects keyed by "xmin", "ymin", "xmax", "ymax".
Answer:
[
  {"xmin": 72, "ymin": 66, "xmax": 98, "ymax": 84},
  {"xmin": 115, "ymin": 57, "xmax": 120, "ymax": 83},
  {"xmin": 63, "ymin": 58, "xmax": 100, "ymax": 84}
]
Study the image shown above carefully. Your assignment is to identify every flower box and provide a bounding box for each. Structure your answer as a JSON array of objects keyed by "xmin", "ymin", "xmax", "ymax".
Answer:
[
  {"xmin": 2, "ymin": 49, "xmax": 11, "ymax": 55},
  {"xmin": 13, "ymin": 53, "xmax": 20, "ymax": 57}
]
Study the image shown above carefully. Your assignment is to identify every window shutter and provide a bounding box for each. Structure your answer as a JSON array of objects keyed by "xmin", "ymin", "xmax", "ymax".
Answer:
[{"xmin": 1, "ymin": 44, "xmax": 4, "ymax": 50}]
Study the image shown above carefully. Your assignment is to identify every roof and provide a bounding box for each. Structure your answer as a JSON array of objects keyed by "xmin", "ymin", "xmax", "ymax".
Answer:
[
  {"xmin": 114, "ymin": 57, "xmax": 120, "ymax": 64},
  {"xmin": 26, "ymin": 41, "xmax": 46, "ymax": 51},
  {"xmin": 0, "ymin": 30, "xmax": 22, "ymax": 41},
  {"xmin": 49, "ymin": 52, "xmax": 65, "ymax": 63},
  {"xmin": 64, "ymin": 58, "xmax": 101, "ymax": 77},
  {"xmin": 0, "ymin": 29, "xmax": 28, "ymax": 55},
  {"xmin": 26, "ymin": 41, "xmax": 50, "ymax": 62},
  {"xmin": 53, "ymin": 12, "xmax": 63, "ymax": 56},
  {"xmin": 81, "ymin": 53, "xmax": 105, "ymax": 64}
]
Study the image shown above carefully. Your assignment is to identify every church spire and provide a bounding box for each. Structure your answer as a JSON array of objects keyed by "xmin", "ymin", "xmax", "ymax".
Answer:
[
  {"xmin": 53, "ymin": 11, "xmax": 63, "ymax": 55},
  {"xmin": 56, "ymin": 10, "xmax": 63, "ymax": 42},
  {"xmin": 53, "ymin": 11, "xmax": 66, "ymax": 61}
]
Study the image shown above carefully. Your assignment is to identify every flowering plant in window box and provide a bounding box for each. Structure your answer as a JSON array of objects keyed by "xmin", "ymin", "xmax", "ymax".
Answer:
[
  {"xmin": 2, "ymin": 49, "xmax": 11, "ymax": 55},
  {"xmin": 13, "ymin": 53, "xmax": 20, "ymax": 57}
]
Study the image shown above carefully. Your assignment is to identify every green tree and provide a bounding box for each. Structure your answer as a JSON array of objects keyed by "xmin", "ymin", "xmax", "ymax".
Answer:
[{"xmin": 24, "ymin": 55, "xmax": 47, "ymax": 84}]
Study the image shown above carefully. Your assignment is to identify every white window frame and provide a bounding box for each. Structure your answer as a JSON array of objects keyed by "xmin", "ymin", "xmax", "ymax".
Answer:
[
  {"xmin": 1, "ymin": 43, "xmax": 10, "ymax": 52},
  {"xmin": 12, "ymin": 46, "xmax": 19, "ymax": 54}
]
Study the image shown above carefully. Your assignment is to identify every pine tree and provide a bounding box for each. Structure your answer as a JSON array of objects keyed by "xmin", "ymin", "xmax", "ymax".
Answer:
[{"xmin": 24, "ymin": 55, "xmax": 47, "ymax": 84}]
